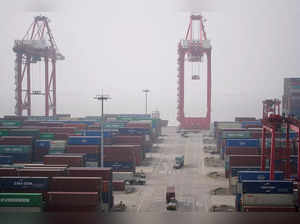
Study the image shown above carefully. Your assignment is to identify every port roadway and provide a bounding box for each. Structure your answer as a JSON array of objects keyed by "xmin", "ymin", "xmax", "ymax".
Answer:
[{"xmin": 114, "ymin": 126, "xmax": 234, "ymax": 212}]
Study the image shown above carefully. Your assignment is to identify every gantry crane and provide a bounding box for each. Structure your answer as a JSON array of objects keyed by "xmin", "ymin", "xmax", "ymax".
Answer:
[
  {"xmin": 177, "ymin": 14, "xmax": 212, "ymax": 130},
  {"xmin": 13, "ymin": 15, "xmax": 64, "ymax": 117},
  {"xmin": 261, "ymin": 114, "xmax": 300, "ymax": 181},
  {"xmin": 262, "ymin": 99, "xmax": 281, "ymax": 119}
]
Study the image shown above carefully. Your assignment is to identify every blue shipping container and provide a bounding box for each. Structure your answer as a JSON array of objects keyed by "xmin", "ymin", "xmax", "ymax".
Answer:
[
  {"xmin": 241, "ymin": 120, "xmax": 261, "ymax": 127},
  {"xmin": 119, "ymin": 128, "xmax": 150, "ymax": 136},
  {"xmin": 3, "ymin": 153, "xmax": 32, "ymax": 163},
  {"xmin": 231, "ymin": 167, "xmax": 261, "ymax": 177},
  {"xmin": 0, "ymin": 177, "xmax": 48, "ymax": 190},
  {"xmin": 35, "ymin": 140, "xmax": 50, "ymax": 149},
  {"xmin": 0, "ymin": 155, "xmax": 13, "ymax": 165},
  {"xmin": 242, "ymin": 180, "xmax": 293, "ymax": 194},
  {"xmin": 104, "ymin": 161, "xmax": 135, "ymax": 171},
  {"xmin": 86, "ymin": 153, "xmax": 98, "ymax": 162},
  {"xmin": 225, "ymin": 139, "xmax": 260, "ymax": 148},
  {"xmin": 80, "ymin": 130, "xmax": 113, "ymax": 138},
  {"xmin": 67, "ymin": 136, "xmax": 101, "ymax": 145},
  {"xmin": 238, "ymin": 171, "xmax": 284, "ymax": 182}
]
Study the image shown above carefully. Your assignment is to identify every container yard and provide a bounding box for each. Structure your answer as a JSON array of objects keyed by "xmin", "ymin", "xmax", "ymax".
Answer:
[{"xmin": 0, "ymin": 1, "xmax": 300, "ymax": 219}]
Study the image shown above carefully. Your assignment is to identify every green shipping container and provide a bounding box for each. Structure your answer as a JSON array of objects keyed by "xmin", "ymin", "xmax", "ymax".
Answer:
[
  {"xmin": 39, "ymin": 133, "xmax": 54, "ymax": 140},
  {"xmin": 0, "ymin": 145, "xmax": 32, "ymax": 154},
  {"xmin": 48, "ymin": 150, "xmax": 64, "ymax": 155},
  {"xmin": 0, "ymin": 193, "xmax": 43, "ymax": 207},
  {"xmin": 222, "ymin": 131, "xmax": 251, "ymax": 139},
  {"xmin": 8, "ymin": 129, "xmax": 40, "ymax": 137},
  {"xmin": 0, "ymin": 120, "xmax": 22, "ymax": 127},
  {"xmin": 0, "ymin": 130, "xmax": 9, "ymax": 137}
]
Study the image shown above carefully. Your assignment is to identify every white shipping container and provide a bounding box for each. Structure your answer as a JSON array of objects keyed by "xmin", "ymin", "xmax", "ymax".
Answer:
[
  {"xmin": 242, "ymin": 194, "xmax": 295, "ymax": 207},
  {"xmin": 113, "ymin": 172, "xmax": 134, "ymax": 181}
]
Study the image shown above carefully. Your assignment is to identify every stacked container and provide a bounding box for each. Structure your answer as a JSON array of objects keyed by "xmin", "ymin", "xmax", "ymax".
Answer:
[
  {"xmin": 67, "ymin": 136, "xmax": 101, "ymax": 167},
  {"xmin": 237, "ymin": 178, "xmax": 297, "ymax": 212},
  {"xmin": 0, "ymin": 137, "xmax": 34, "ymax": 163}
]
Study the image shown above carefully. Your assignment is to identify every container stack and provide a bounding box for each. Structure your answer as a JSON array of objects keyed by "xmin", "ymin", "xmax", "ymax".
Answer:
[
  {"xmin": 213, "ymin": 120, "xmax": 299, "ymax": 212},
  {"xmin": 236, "ymin": 172, "xmax": 297, "ymax": 212},
  {"xmin": 0, "ymin": 166, "xmax": 113, "ymax": 212},
  {"xmin": 283, "ymin": 78, "xmax": 300, "ymax": 118}
]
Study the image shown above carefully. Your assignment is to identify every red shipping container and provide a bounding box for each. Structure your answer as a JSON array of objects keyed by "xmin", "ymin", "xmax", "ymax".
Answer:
[
  {"xmin": 243, "ymin": 206, "xmax": 298, "ymax": 212},
  {"xmin": 53, "ymin": 133, "xmax": 70, "ymax": 140},
  {"xmin": 225, "ymin": 147, "xmax": 260, "ymax": 155},
  {"xmin": 113, "ymin": 135, "xmax": 145, "ymax": 145},
  {"xmin": 66, "ymin": 145, "xmax": 99, "ymax": 154},
  {"xmin": 0, "ymin": 168, "xmax": 18, "ymax": 176},
  {"xmin": 64, "ymin": 123, "xmax": 88, "ymax": 129},
  {"xmin": 126, "ymin": 123, "xmax": 151, "ymax": 129},
  {"xmin": 44, "ymin": 154, "xmax": 85, "ymax": 167},
  {"xmin": 18, "ymin": 168, "xmax": 66, "ymax": 177},
  {"xmin": 104, "ymin": 150, "xmax": 136, "ymax": 164},
  {"xmin": 112, "ymin": 180, "xmax": 125, "ymax": 191},
  {"xmin": 0, "ymin": 136, "xmax": 33, "ymax": 145},
  {"xmin": 67, "ymin": 167, "xmax": 112, "ymax": 181},
  {"xmin": 46, "ymin": 192, "xmax": 99, "ymax": 211},
  {"xmin": 229, "ymin": 155, "xmax": 261, "ymax": 167},
  {"xmin": 105, "ymin": 145, "xmax": 141, "ymax": 165},
  {"xmin": 40, "ymin": 122, "xmax": 64, "ymax": 127},
  {"xmin": 48, "ymin": 127, "xmax": 76, "ymax": 133},
  {"xmin": 50, "ymin": 177, "xmax": 102, "ymax": 192}
]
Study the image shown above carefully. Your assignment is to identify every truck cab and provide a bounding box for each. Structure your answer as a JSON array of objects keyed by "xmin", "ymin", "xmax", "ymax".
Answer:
[{"xmin": 173, "ymin": 155, "xmax": 184, "ymax": 169}]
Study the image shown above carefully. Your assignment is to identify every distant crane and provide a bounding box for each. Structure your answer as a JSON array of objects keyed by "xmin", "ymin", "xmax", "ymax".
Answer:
[
  {"xmin": 262, "ymin": 99, "xmax": 281, "ymax": 119},
  {"xmin": 13, "ymin": 15, "xmax": 64, "ymax": 117},
  {"xmin": 177, "ymin": 14, "xmax": 212, "ymax": 130}
]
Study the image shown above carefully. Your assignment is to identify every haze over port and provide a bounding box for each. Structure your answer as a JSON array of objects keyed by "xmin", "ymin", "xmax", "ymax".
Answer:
[{"xmin": 0, "ymin": 0, "xmax": 300, "ymax": 124}]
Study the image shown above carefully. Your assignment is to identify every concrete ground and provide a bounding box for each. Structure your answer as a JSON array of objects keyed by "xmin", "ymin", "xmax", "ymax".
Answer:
[{"xmin": 114, "ymin": 126, "xmax": 235, "ymax": 212}]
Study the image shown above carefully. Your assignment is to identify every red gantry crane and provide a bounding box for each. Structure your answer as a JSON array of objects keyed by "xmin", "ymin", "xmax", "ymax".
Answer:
[
  {"xmin": 13, "ymin": 16, "xmax": 64, "ymax": 117},
  {"xmin": 177, "ymin": 14, "xmax": 212, "ymax": 130}
]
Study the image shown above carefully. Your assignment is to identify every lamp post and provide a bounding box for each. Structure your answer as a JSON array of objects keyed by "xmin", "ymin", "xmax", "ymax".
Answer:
[
  {"xmin": 94, "ymin": 93, "xmax": 111, "ymax": 167},
  {"xmin": 142, "ymin": 89, "xmax": 150, "ymax": 114}
]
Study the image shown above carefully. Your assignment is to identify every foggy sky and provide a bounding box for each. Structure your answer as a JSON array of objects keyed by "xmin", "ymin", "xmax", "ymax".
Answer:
[{"xmin": 0, "ymin": 0, "xmax": 300, "ymax": 125}]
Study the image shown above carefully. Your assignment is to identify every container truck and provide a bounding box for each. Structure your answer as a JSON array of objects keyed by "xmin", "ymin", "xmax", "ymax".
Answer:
[
  {"xmin": 173, "ymin": 156, "xmax": 184, "ymax": 169},
  {"xmin": 166, "ymin": 186, "xmax": 177, "ymax": 210}
]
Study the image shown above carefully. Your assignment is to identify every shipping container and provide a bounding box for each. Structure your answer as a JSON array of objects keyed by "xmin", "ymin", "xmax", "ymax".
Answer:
[
  {"xmin": 49, "ymin": 177, "xmax": 102, "ymax": 192},
  {"xmin": 0, "ymin": 168, "xmax": 18, "ymax": 176},
  {"xmin": 0, "ymin": 121, "xmax": 22, "ymax": 127},
  {"xmin": 242, "ymin": 180, "xmax": 294, "ymax": 194},
  {"xmin": 0, "ymin": 145, "xmax": 32, "ymax": 154},
  {"xmin": 39, "ymin": 133, "xmax": 55, "ymax": 140},
  {"xmin": 238, "ymin": 171, "xmax": 284, "ymax": 182},
  {"xmin": 46, "ymin": 192, "xmax": 100, "ymax": 211},
  {"xmin": 225, "ymin": 139, "xmax": 260, "ymax": 148},
  {"xmin": 242, "ymin": 206, "xmax": 298, "ymax": 212},
  {"xmin": 242, "ymin": 193, "xmax": 295, "ymax": 207},
  {"xmin": 18, "ymin": 168, "xmax": 66, "ymax": 177},
  {"xmin": 0, "ymin": 136, "xmax": 33, "ymax": 145},
  {"xmin": 0, "ymin": 176, "xmax": 48, "ymax": 191},
  {"xmin": 67, "ymin": 136, "xmax": 101, "ymax": 145},
  {"xmin": 67, "ymin": 167, "xmax": 112, "ymax": 181},
  {"xmin": 44, "ymin": 154, "xmax": 86, "ymax": 167},
  {"xmin": 0, "ymin": 193, "xmax": 43, "ymax": 207},
  {"xmin": 0, "ymin": 155, "xmax": 13, "ymax": 165}
]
